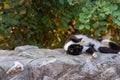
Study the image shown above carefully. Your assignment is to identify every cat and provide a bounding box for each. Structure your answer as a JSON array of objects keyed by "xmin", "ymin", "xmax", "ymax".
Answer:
[{"xmin": 64, "ymin": 34, "xmax": 120, "ymax": 57}]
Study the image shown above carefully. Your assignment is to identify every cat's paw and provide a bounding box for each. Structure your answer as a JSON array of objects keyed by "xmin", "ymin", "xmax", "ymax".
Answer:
[
  {"xmin": 117, "ymin": 51, "xmax": 120, "ymax": 54},
  {"xmin": 92, "ymin": 52, "xmax": 97, "ymax": 58}
]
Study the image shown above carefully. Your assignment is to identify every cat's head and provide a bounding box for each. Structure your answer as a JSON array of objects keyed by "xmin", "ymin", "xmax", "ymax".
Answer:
[{"xmin": 66, "ymin": 44, "xmax": 83, "ymax": 55}]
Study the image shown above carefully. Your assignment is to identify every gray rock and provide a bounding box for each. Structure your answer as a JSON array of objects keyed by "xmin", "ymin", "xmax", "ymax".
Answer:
[
  {"xmin": 0, "ymin": 45, "xmax": 120, "ymax": 80},
  {"xmin": 14, "ymin": 45, "xmax": 39, "ymax": 52}
]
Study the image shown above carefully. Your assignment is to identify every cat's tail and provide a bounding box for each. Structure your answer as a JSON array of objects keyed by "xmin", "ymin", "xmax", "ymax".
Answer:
[
  {"xmin": 101, "ymin": 39, "xmax": 120, "ymax": 50},
  {"xmin": 98, "ymin": 47, "xmax": 119, "ymax": 54},
  {"xmin": 109, "ymin": 42, "xmax": 120, "ymax": 50},
  {"xmin": 100, "ymin": 39, "xmax": 120, "ymax": 54}
]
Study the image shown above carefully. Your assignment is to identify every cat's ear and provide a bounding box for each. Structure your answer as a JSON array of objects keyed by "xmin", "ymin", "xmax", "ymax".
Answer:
[
  {"xmin": 72, "ymin": 38, "xmax": 83, "ymax": 43},
  {"xmin": 79, "ymin": 38, "xmax": 83, "ymax": 41},
  {"xmin": 96, "ymin": 38, "xmax": 103, "ymax": 42}
]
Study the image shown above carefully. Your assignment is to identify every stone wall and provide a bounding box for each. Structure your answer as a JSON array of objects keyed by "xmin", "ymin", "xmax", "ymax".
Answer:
[{"xmin": 0, "ymin": 45, "xmax": 120, "ymax": 80}]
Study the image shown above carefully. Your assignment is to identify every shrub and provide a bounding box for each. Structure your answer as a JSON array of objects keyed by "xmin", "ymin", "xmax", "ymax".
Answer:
[{"xmin": 0, "ymin": 0, "xmax": 120, "ymax": 49}]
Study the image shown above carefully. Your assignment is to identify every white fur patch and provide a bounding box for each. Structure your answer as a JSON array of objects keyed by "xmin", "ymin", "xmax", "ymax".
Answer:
[
  {"xmin": 75, "ymin": 34, "xmax": 89, "ymax": 45},
  {"xmin": 74, "ymin": 34, "xmax": 102, "ymax": 51},
  {"xmin": 82, "ymin": 46, "xmax": 89, "ymax": 53},
  {"xmin": 63, "ymin": 41, "xmax": 75, "ymax": 51},
  {"xmin": 101, "ymin": 39, "xmax": 111, "ymax": 47},
  {"xmin": 93, "ymin": 40, "xmax": 102, "ymax": 51}
]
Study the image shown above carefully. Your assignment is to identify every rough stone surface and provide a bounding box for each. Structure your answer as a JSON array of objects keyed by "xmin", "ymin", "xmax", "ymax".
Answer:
[{"xmin": 0, "ymin": 45, "xmax": 120, "ymax": 80}]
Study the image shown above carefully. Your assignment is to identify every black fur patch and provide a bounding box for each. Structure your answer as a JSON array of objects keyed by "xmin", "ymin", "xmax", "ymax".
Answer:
[
  {"xmin": 67, "ymin": 44, "xmax": 83, "ymax": 55},
  {"xmin": 65, "ymin": 35, "xmax": 82, "ymax": 43},
  {"xmin": 109, "ymin": 42, "xmax": 120, "ymax": 50},
  {"xmin": 96, "ymin": 38, "xmax": 103, "ymax": 42},
  {"xmin": 86, "ymin": 47, "xmax": 94, "ymax": 55},
  {"xmin": 98, "ymin": 47, "xmax": 119, "ymax": 53}
]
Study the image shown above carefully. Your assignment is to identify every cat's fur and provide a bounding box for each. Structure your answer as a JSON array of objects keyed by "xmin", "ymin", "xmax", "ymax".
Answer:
[{"xmin": 64, "ymin": 34, "xmax": 120, "ymax": 56}]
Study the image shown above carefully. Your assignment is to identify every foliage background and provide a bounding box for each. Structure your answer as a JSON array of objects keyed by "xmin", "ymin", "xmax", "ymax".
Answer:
[{"xmin": 0, "ymin": 0, "xmax": 120, "ymax": 49}]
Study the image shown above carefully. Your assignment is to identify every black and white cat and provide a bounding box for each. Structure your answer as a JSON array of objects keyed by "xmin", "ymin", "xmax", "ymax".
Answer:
[{"xmin": 64, "ymin": 34, "xmax": 120, "ymax": 57}]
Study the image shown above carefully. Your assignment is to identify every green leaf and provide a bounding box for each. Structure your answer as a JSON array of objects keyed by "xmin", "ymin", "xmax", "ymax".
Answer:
[
  {"xmin": 113, "ymin": 10, "xmax": 120, "ymax": 16},
  {"xmin": 95, "ymin": 1, "xmax": 101, "ymax": 7},
  {"xmin": 110, "ymin": 4, "xmax": 118, "ymax": 11},
  {"xmin": 4, "ymin": 28, "xmax": 10, "ymax": 35},
  {"xmin": 101, "ymin": 27, "xmax": 107, "ymax": 31},
  {"xmin": 11, "ymin": 20, "xmax": 19, "ymax": 25},
  {"xmin": 59, "ymin": 0, "xmax": 64, "ymax": 4},
  {"xmin": 67, "ymin": 0, "xmax": 73, "ymax": 5},
  {"xmin": 103, "ymin": 7, "xmax": 111, "ymax": 14},
  {"xmin": 79, "ymin": 13, "xmax": 90, "ymax": 23},
  {"xmin": 87, "ymin": 15, "xmax": 92, "ymax": 19},
  {"xmin": 99, "ymin": 13, "xmax": 106, "ymax": 20},
  {"xmin": 82, "ymin": 7, "xmax": 88, "ymax": 13},
  {"xmin": 93, "ymin": 23, "xmax": 99, "ymax": 29},
  {"xmin": 79, "ymin": 13, "xmax": 85, "ymax": 17},
  {"xmin": 86, "ymin": 3, "xmax": 92, "ymax": 8},
  {"xmin": 95, "ymin": 30, "xmax": 100, "ymax": 36},
  {"xmin": 14, "ymin": 15, "xmax": 21, "ymax": 20},
  {"xmin": 99, "ymin": 13, "xmax": 105, "ymax": 18},
  {"xmin": 113, "ymin": 19, "xmax": 120, "ymax": 26},
  {"xmin": 85, "ymin": 25, "xmax": 90, "ymax": 30},
  {"xmin": 105, "ymin": 1, "xmax": 111, "ymax": 6},
  {"xmin": 74, "ymin": 23, "xmax": 79, "ymax": 29},
  {"xmin": 101, "ymin": 1, "xmax": 108, "ymax": 6},
  {"xmin": 90, "ymin": 7, "xmax": 97, "ymax": 14},
  {"xmin": 100, "ymin": 21, "xmax": 106, "ymax": 26},
  {"xmin": 78, "ymin": 25, "xmax": 85, "ymax": 30},
  {"xmin": 117, "ymin": 16, "xmax": 120, "ymax": 20},
  {"xmin": 115, "ymin": 0, "xmax": 120, "ymax": 3}
]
